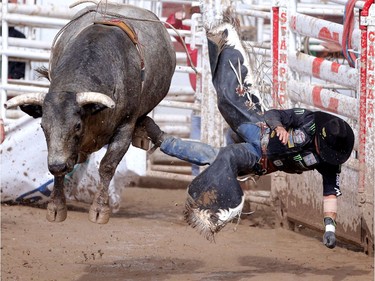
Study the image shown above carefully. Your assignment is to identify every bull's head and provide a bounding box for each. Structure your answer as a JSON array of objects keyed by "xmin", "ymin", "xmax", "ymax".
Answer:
[{"xmin": 5, "ymin": 92, "xmax": 115, "ymax": 176}]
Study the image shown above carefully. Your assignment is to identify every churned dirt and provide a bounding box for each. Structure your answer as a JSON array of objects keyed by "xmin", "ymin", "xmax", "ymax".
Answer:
[{"xmin": 1, "ymin": 187, "xmax": 374, "ymax": 281}]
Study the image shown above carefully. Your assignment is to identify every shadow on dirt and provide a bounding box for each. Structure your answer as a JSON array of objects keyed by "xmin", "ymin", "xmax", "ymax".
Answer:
[
  {"xmin": 75, "ymin": 254, "xmax": 372, "ymax": 281},
  {"xmin": 76, "ymin": 256, "xmax": 203, "ymax": 281},
  {"xmin": 237, "ymin": 255, "xmax": 372, "ymax": 281}
]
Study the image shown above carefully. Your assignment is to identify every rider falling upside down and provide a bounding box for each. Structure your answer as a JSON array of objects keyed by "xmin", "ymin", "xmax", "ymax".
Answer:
[{"xmin": 133, "ymin": 10, "xmax": 354, "ymax": 249}]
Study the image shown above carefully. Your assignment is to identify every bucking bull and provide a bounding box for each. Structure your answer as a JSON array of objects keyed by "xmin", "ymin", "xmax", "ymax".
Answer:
[{"xmin": 5, "ymin": 3, "xmax": 176, "ymax": 224}]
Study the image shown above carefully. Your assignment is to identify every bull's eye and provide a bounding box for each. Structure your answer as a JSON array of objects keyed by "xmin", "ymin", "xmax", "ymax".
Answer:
[{"xmin": 74, "ymin": 123, "xmax": 81, "ymax": 132}]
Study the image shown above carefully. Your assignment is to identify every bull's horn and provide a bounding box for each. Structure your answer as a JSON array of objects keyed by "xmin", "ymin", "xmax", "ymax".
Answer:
[
  {"xmin": 76, "ymin": 92, "xmax": 115, "ymax": 109},
  {"xmin": 69, "ymin": 0, "xmax": 99, "ymax": 8},
  {"xmin": 4, "ymin": 92, "xmax": 46, "ymax": 109}
]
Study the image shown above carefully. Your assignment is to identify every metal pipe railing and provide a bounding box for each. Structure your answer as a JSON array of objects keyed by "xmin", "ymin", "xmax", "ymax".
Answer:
[
  {"xmin": 0, "ymin": 3, "xmax": 75, "ymax": 19},
  {"xmin": 329, "ymin": 0, "xmax": 366, "ymax": 10},
  {"xmin": 290, "ymin": 12, "xmax": 361, "ymax": 50},
  {"xmin": 0, "ymin": 37, "xmax": 52, "ymax": 49},
  {"xmin": 1, "ymin": 13, "xmax": 68, "ymax": 29},
  {"xmin": 289, "ymin": 52, "xmax": 359, "ymax": 90},
  {"xmin": 288, "ymin": 80, "xmax": 358, "ymax": 119},
  {"xmin": 1, "ymin": 0, "xmax": 9, "ymax": 121},
  {"xmin": 1, "ymin": 49, "xmax": 49, "ymax": 61}
]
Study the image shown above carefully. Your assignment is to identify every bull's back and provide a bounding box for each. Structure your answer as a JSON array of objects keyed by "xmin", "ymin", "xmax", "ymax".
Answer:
[{"xmin": 52, "ymin": 4, "xmax": 176, "ymax": 115}]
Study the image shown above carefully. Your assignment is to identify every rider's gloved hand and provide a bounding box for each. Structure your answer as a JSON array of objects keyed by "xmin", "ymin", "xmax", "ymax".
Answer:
[{"xmin": 323, "ymin": 217, "xmax": 336, "ymax": 249}]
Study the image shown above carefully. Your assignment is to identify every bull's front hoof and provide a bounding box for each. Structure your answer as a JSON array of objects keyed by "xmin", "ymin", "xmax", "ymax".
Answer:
[
  {"xmin": 46, "ymin": 201, "xmax": 67, "ymax": 222},
  {"xmin": 88, "ymin": 203, "xmax": 110, "ymax": 224}
]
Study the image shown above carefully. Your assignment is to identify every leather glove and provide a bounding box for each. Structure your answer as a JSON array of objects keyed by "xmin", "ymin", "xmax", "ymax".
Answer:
[{"xmin": 323, "ymin": 217, "xmax": 336, "ymax": 249}]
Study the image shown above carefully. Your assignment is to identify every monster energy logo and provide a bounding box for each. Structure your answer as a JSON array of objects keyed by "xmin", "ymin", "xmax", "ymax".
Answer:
[
  {"xmin": 294, "ymin": 109, "xmax": 305, "ymax": 115},
  {"xmin": 293, "ymin": 154, "xmax": 303, "ymax": 161},
  {"xmin": 310, "ymin": 123, "xmax": 316, "ymax": 133}
]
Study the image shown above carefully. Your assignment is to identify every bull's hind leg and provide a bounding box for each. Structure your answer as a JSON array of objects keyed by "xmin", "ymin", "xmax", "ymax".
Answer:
[
  {"xmin": 46, "ymin": 176, "xmax": 67, "ymax": 222},
  {"xmin": 89, "ymin": 125, "xmax": 133, "ymax": 224}
]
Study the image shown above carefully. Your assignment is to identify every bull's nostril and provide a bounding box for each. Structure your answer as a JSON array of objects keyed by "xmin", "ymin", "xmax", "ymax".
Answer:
[{"xmin": 49, "ymin": 163, "xmax": 68, "ymax": 175}]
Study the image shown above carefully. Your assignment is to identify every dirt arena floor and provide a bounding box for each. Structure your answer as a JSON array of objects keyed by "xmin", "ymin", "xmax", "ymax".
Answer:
[{"xmin": 1, "ymin": 187, "xmax": 374, "ymax": 281}]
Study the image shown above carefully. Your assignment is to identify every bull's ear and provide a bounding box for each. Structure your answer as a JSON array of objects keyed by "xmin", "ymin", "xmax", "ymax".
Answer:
[
  {"xmin": 83, "ymin": 103, "xmax": 107, "ymax": 115},
  {"xmin": 19, "ymin": 105, "xmax": 43, "ymax": 118}
]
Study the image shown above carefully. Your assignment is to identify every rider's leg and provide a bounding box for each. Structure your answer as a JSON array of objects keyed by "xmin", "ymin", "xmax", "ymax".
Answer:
[
  {"xmin": 184, "ymin": 142, "xmax": 259, "ymax": 240},
  {"xmin": 133, "ymin": 116, "xmax": 219, "ymax": 166}
]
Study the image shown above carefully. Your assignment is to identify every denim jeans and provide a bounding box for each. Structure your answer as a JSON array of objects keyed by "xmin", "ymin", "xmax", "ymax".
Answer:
[{"xmin": 160, "ymin": 123, "xmax": 261, "ymax": 166}]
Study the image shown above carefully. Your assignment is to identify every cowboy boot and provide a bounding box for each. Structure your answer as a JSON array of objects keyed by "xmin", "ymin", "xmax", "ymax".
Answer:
[
  {"xmin": 132, "ymin": 116, "xmax": 166, "ymax": 150},
  {"xmin": 184, "ymin": 142, "xmax": 258, "ymax": 241}
]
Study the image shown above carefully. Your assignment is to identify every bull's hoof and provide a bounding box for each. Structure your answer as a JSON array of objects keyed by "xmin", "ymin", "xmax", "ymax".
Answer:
[
  {"xmin": 88, "ymin": 203, "xmax": 110, "ymax": 224},
  {"xmin": 46, "ymin": 201, "xmax": 67, "ymax": 222}
]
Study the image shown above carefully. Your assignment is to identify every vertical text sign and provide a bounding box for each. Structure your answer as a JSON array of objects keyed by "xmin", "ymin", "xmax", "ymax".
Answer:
[{"xmin": 278, "ymin": 7, "xmax": 288, "ymax": 106}]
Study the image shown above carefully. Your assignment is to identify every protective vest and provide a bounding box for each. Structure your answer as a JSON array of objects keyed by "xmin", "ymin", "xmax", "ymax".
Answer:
[{"xmin": 266, "ymin": 117, "xmax": 321, "ymax": 174}]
